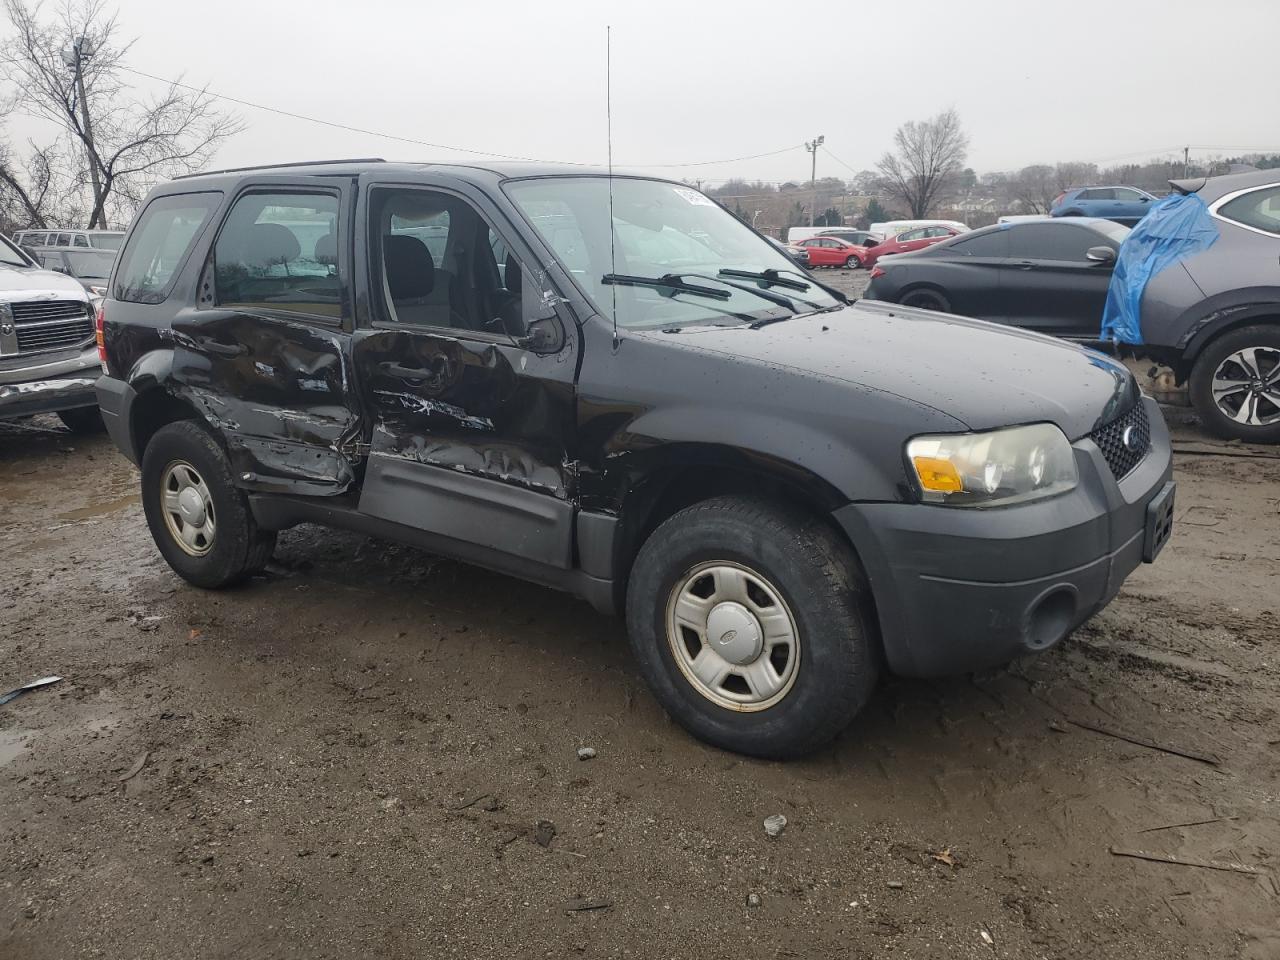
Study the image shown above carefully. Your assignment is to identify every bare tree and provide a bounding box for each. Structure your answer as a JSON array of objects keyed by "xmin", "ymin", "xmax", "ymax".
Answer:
[
  {"xmin": 1007, "ymin": 164, "xmax": 1057, "ymax": 213},
  {"xmin": 875, "ymin": 108, "xmax": 969, "ymax": 219},
  {"xmin": 0, "ymin": 0, "xmax": 241, "ymax": 229}
]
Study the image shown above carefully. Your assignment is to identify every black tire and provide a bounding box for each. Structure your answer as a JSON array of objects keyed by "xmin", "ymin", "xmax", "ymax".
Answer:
[
  {"xmin": 844, "ymin": 255, "xmax": 861, "ymax": 270},
  {"xmin": 57, "ymin": 406, "xmax": 105, "ymax": 434},
  {"xmin": 140, "ymin": 420, "xmax": 276, "ymax": 588},
  {"xmin": 900, "ymin": 288, "xmax": 951, "ymax": 312},
  {"xmin": 625, "ymin": 496, "xmax": 878, "ymax": 759},
  {"xmin": 1188, "ymin": 324, "xmax": 1280, "ymax": 442}
]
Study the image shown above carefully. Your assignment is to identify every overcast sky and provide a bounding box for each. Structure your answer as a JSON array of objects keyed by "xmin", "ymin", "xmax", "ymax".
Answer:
[{"xmin": 8, "ymin": 0, "xmax": 1280, "ymax": 184}]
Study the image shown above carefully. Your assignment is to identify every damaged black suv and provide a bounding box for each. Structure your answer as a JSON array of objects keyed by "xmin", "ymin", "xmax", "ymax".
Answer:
[{"xmin": 96, "ymin": 160, "xmax": 1175, "ymax": 758}]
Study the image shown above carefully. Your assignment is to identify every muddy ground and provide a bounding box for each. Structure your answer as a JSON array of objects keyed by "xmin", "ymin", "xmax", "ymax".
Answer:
[{"xmin": 2, "ymin": 278, "xmax": 1279, "ymax": 958}]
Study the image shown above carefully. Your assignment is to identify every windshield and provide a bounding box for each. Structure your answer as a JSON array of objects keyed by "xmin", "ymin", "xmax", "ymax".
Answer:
[
  {"xmin": 64, "ymin": 250, "xmax": 116, "ymax": 278},
  {"xmin": 506, "ymin": 177, "xmax": 839, "ymax": 329},
  {"xmin": 0, "ymin": 234, "xmax": 31, "ymax": 267}
]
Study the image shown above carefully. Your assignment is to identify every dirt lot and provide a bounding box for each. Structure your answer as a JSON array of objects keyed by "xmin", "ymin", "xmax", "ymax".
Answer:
[{"xmin": 3, "ymin": 284, "xmax": 1279, "ymax": 957}]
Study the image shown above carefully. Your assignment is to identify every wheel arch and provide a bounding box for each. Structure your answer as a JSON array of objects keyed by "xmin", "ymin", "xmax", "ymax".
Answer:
[
  {"xmin": 605, "ymin": 443, "xmax": 864, "ymax": 614},
  {"xmin": 1180, "ymin": 305, "xmax": 1280, "ymax": 373}
]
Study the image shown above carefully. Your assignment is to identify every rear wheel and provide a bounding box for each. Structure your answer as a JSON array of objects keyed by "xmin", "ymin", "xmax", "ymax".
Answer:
[
  {"xmin": 1188, "ymin": 325, "xmax": 1280, "ymax": 442},
  {"xmin": 57, "ymin": 407, "xmax": 105, "ymax": 434},
  {"xmin": 625, "ymin": 496, "xmax": 878, "ymax": 759},
  {"xmin": 140, "ymin": 420, "xmax": 276, "ymax": 588},
  {"xmin": 900, "ymin": 288, "xmax": 951, "ymax": 312}
]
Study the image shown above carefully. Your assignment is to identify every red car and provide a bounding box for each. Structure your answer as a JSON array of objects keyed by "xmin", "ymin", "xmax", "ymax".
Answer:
[
  {"xmin": 861, "ymin": 225, "xmax": 960, "ymax": 267},
  {"xmin": 792, "ymin": 236, "xmax": 868, "ymax": 269}
]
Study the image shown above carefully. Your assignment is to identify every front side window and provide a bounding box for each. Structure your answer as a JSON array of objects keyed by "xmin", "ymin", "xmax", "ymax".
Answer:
[
  {"xmin": 115, "ymin": 192, "xmax": 221, "ymax": 303},
  {"xmin": 1113, "ymin": 188, "xmax": 1144, "ymax": 201},
  {"xmin": 507, "ymin": 177, "xmax": 839, "ymax": 330},
  {"xmin": 369, "ymin": 188, "xmax": 528, "ymax": 336},
  {"xmin": 214, "ymin": 191, "xmax": 341, "ymax": 318},
  {"xmin": 72, "ymin": 234, "xmax": 89, "ymax": 247},
  {"xmin": 1010, "ymin": 223, "xmax": 1094, "ymax": 261},
  {"xmin": 1218, "ymin": 185, "xmax": 1280, "ymax": 236}
]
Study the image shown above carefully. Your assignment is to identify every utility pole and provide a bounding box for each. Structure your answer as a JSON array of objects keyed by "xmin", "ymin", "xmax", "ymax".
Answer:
[
  {"xmin": 805, "ymin": 135, "xmax": 824, "ymax": 227},
  {"xmin": 65, "ymin": 35, "xmax": 103, "ymax": 229},
  {"xmin": 1183, "ymin": 146, "xmax": 1190, "ymax": 179}
]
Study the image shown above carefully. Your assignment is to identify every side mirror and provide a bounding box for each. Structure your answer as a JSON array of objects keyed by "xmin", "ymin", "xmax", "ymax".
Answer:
[{"xmin": 1086, "ymin": 246, "xmax": 1116, "ymax": 264}]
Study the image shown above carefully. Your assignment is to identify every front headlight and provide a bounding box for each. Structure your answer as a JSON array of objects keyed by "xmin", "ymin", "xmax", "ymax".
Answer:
[{"xmin": 906, "ymin": 423, "xmax": 1078, "ymax": 507}]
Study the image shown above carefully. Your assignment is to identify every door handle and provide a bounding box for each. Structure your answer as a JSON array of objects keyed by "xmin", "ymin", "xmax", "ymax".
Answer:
[
  {"xmin": 1012, "ymin": 260, "xmax": 1036, "ymax": 270},
  {"xmin": 379, "ymin": 357, "xmax": 453, "ymax": 386},
  {"xmin": 379, "ymin": 361, "xmax": 432, "ymax": 380}
]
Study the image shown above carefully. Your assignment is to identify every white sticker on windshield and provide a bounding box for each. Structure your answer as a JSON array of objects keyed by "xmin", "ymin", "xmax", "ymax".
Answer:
[{"xmin": 674, "ymin": 187, "xmax": 714, "ymax": 207}]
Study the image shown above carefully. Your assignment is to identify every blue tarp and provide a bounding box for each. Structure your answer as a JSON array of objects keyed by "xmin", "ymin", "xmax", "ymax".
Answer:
[{"xmin": 1100, "ymin": 193, "xmax": 1218, "ymax": 344}]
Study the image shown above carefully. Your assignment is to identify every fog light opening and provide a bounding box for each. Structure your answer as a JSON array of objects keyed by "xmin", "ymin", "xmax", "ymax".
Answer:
[{"xmin": 1026, "ymin": 589, "xmax": 1077, "ymax": 651}]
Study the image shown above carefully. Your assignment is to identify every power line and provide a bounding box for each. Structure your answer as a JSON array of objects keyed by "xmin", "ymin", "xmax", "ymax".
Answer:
[
  {"xmin": 821, "ymin": 145, "xmax": 864, "ymax": 175},
  {"xmin": 117, "ymin": 64, "xmax": 803, "ymax": 171}
]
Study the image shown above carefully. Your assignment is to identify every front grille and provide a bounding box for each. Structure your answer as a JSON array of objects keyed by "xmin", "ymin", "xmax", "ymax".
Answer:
[
  {"xmin": 11, "ymin": 300, "xmax": 94, "ymax": 354},
  {"xmin": 1090, "ymin": 401, "xmax": 1150, "ymax": 480}
]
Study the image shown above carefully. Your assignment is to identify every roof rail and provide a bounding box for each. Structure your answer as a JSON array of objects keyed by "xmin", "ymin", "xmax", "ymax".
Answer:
[{"xmin": 174, "ymin": 158, "xmax": 387, "ymax": 180}]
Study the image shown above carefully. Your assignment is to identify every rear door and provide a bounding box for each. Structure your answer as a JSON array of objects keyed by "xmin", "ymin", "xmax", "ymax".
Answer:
[
  {"xmin": 998, "ymin": 222, "xmax": 1116, "ymax": 336},
  {"xmin": 171, "ymin": 175, "xmax": 363, "ymax": 494},
  {"xmin": 349, "ymin": 177, "xmax": 580, "ymax": 570}
]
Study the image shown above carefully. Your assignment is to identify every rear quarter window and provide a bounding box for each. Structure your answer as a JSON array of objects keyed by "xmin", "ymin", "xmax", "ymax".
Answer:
[
  {"xmin": 1218, "ymin": 185, "xmax": 1280, "ymax": 236},
  {"xmin": 115, "ymin": 192, "xmax": 222, "ymax": 304}
]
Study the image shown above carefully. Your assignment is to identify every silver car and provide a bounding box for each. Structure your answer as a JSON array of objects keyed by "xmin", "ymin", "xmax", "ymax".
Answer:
[{"xmin": 1141, "ymin": 169, "xmax": 1280, "ymax": 441}]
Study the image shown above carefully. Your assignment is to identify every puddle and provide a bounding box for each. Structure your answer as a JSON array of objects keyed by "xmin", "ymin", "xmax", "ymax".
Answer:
[
  {"xmin": 0, "ymin": 728, "xmax": 35, "ymax": 767},
  {"xmin": 54, "ymin": 492, "xmax": 140, "ymax": 524}
]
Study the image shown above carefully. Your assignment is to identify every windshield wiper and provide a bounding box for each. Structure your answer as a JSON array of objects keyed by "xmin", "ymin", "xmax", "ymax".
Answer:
[
  {"xmin": 602, "ymin": 273, "xmax": 731, "ymax": 301},
  {"xmin": 716, "ymin": 268, "xmax": 811, "ymax": 292}
]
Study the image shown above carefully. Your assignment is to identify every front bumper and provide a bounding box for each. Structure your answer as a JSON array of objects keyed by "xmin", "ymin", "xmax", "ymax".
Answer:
[
  {"xmin": 835, "ymin": 396, "xmax": 1174, "ymax": 678},
  {"xmin": 0, "ymin": 347, "xmax": 101, "ymax": 419}
]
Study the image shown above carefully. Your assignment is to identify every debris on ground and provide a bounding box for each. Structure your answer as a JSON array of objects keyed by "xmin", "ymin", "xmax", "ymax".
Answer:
[
  {"xmin": 980, "ymin": 925, "xmax": 995, "ymax": 947},
  {"xmin": 562, "ymin": 896, "xmax": 612, "ymax": 913},
  {"xmin": 116, "ymin": 751, "xmax": 150, "ymax": 782},
  {"xmin": 746, "ymin": 892, "xmax": 762, "ymax": 907},
  {"xmin": 763, "ymin": 814, "xmax": 787, "ymax": 838},
  {"xmin": 1066, "ymin": 718, "xmax": 1221, "ymax": 766},
  {"xmin": 931, "ymin": 848, "xmax": 957, "ymax": 867},
  {"xmin": 534, "ymin": 819, "xmax": 557, "ymax": 848},
  {"xmin": 576, "ymin": 746, "xmax": 596, "ymax": 760},
  {"xmin": 887, "ymin": 881, "xmax": 904, "ymax": 890},
  {"xmin": 0, "ymin": 674, "xmax": 62, "ymax": 707},
  {"xmin": 1108, "ymin": 846, "xmax": 1268, "ymax": 876}
]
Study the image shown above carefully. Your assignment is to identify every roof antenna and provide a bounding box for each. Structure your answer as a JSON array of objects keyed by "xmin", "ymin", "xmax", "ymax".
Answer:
[{"xmin": 607, "ymin": 25, "xmax": 619, "ymax": 350}]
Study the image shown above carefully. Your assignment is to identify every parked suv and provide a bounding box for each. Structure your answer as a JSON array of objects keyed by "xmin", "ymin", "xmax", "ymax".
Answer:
[
  {"xmin": 1129, "ymin": 169, "xmax": 1280, "ymax": 442},
  {"xmin": 95, "ymin": 160, "xmax": 1175, "ymax": 758},
  {"xmin": 0, "ymin": 232, "xmax": 105, "ymax": 432},
  {"xmin": 1051, "ymin": 186, "xmax": 1157, "ymax": 225}
]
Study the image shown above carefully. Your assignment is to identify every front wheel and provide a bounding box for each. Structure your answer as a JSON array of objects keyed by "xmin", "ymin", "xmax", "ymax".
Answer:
[
  {"xmin": 625, "ymin": 496, "xmax": 878, "ymax": 759},
  {"xmin": 140, "ymin": 420, "xmax": 276, "ymax": 588},
  {"xmin": 1188, "ymin": 325, "xmax": 1280, "ymax": 442},
  {"xmin": 844, "ymin": 255, "xmax": 861, "ymax": 270}
]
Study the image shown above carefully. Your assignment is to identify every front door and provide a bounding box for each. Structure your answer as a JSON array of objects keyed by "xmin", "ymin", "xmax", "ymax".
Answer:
[
  {"xmin": 350, "ymin": 181, "xmax": 579, "ymax": 569},
  {"xmin": 998, "ymin": 222, "xmax": 1115, "ymax": 337}
]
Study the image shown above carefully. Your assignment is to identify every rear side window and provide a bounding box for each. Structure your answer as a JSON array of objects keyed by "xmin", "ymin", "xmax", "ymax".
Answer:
[
  {"xmin": 1010, "ymin": 223, "xmax": 1095, "ymax": 261},
  {"xmin": 214, "ymin": 190, "xmax": 342, "ymax": 318},
  {"xmin": 1218, "ymin": 185, "xmax": 1280, "ymax": 236},
  {"xmin": 115, "ymin": 192, "xmax": 221, "ymax": 304},
  {"xmin": 949, "ymin": 230, "xmax": 1008, "ymax": 257},
  {"xmin": 72, "ymin": 234, "xmax": 89, "ymax": 247}
]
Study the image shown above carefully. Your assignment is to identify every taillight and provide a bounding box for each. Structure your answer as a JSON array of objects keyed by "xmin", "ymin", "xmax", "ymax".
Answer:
[
  {"xmin": 94, "ymin": 301, "xmax": 107, "ymax": 372},
  {"xmin": 1052, "ymin": 193, "xmax": 1066, "ymax": 208},
  {"xmin": 869, "ymin": 266, "xmax": 885, "ymax": 280}
]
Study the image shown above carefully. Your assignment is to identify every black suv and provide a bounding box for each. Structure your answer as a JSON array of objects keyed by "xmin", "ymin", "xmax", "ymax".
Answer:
[{"xmin": 95, "ymin": 160, "xmax": 1175, "ymax": 758}]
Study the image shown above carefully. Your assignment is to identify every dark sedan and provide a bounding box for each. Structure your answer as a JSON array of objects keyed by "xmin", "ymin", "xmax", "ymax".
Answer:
[{"xmin": 864, "ymin": 218, "xmax": 1129, "ymax": 339}]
